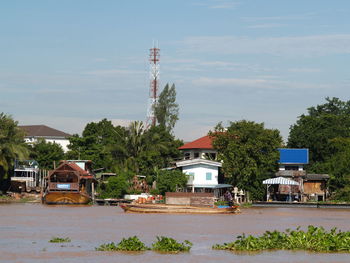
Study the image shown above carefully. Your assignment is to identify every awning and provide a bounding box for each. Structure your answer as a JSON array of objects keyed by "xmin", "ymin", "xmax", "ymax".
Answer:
[{"xmin": 262, "ymin": 177, "xmax": 299, "ymax": 185}]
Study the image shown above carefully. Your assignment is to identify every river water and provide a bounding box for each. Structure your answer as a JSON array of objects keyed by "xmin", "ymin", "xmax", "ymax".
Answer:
[{"xmin": 1, "ymin": 203, "xmax": 350, "ymax": 263}]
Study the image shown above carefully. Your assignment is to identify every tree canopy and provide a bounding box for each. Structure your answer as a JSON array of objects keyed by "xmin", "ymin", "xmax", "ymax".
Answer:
[
  {"xmin": 154, "ymin": 83, "xmax": 179, "ymax": 132},
  {"xmin": 288, "ymin": 97, "xmax": 350, "ymax": 165},
  {"xmin": 0, "ymin": 113, "xmax": 29, "ymax": 185},
  {"xmin": 210, "ymin": 120, "xmax": 283, "ymax": 200},
  {"xmin": 29, "ymin": 139, "xmax": 64, "ymax": 170}
]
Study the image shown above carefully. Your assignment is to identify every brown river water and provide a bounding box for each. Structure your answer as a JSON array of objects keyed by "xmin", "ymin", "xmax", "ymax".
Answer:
[{"xmin": 1, "ymin": 203, "xmax": 350, "ymax": 263}]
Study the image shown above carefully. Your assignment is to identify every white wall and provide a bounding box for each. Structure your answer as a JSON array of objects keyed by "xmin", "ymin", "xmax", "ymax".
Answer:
[
  {"xmin": 182, "ymin": 164, "xmax": 219, "ymax": 186},
  {"xmin": 25, "ymin": 137, "xmax": 70, "ymax": 153}
]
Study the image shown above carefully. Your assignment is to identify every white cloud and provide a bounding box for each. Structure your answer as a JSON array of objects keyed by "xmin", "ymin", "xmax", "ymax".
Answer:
[
  {"xmin": 192, "ymin": 0, "xmax": 239, "ymax": 10},
  {"xmin": 247, "ymin": 23, "xmax": 285, "ymax": 29},
  {"xmin": 84, "ymin": 69, "xmax": 144, "ymax": 76},
  {"xmin": 181, "ymin": 34, "xmax": 350, "ymax": 57}
]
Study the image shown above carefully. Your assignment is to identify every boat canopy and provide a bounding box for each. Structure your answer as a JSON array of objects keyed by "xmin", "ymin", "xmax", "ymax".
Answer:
[{"xmin": 263, "ymin": 177, "xmax": 299, "ymax": 185}]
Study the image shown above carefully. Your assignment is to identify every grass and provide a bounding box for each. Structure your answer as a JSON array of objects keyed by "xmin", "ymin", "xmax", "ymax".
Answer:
[
  {"xmin": 213, "ymin": 225, "xmax": 350, "ymax": 252},
  {"xmin": 49, "ymin": 237, "xmax": 71, "ymax": 243}
]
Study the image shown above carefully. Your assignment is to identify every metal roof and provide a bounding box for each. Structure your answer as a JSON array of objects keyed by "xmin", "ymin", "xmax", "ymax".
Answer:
[{"xmin": 263, "ymin": 177, "xmax": 299, "ymax": 185}]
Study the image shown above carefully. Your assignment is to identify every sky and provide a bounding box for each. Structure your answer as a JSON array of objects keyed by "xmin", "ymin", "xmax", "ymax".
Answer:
[{"xmin": 1, "ymin": 0, "xmax": 350, "ymax": 142}]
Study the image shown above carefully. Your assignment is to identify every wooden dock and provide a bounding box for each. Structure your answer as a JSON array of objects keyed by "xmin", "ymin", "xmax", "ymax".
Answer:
[{"xmin": 253, "ymin": 201, "xmax": 350, "ymax": 209}]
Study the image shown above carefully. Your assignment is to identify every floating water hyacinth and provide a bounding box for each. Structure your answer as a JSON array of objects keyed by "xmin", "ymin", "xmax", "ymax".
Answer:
[{"xmin": 213, "ymin": 226, "xmax": 350, "ymax": 252}]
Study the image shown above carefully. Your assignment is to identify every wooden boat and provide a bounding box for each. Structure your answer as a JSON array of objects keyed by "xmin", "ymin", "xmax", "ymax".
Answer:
[
  {"xmin": 119, "ymin": 203, "xmax": 240, "ymax": 214},
  {"xmin": 42, "ymin": 160, "xmax": 96, "ymax": 205}
]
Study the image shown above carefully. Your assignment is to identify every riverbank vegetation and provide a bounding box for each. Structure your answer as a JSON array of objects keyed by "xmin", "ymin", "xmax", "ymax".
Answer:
[
  {"xmin": 2, "ymin": 96, "xmax": 350, "ymax": 202},
  {"xmin": 213, "ymin": 226, "xmax": 350, "ymax": 252}
]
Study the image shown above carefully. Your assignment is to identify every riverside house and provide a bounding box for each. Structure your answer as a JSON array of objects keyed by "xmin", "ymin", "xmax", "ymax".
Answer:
[{"xmin": 176, "ymin": 135, "xmax": 231, "ymax": 197}]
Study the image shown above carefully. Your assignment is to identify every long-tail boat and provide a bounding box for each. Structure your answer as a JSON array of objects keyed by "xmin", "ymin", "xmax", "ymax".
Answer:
[
  {"xmin": 42, "ymin": 160, "xmax": 96, "ymax": 205},
  {"xmin": 119, "ymin": 203, "xmax": 240, "ymax": 214}
]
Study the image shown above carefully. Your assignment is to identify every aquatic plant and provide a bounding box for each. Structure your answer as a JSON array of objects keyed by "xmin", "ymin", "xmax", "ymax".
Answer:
[
  {"xmin": 96, "ymin": 236, "xmax": 149, "ymax": 251},
  {"xmin": 151, "ymin": 236, "xmax": 192, "ymax": 253},
  {"xmin": 213, "ymin": 226, "xmax": 350, "ymax": 252},
  {"xmin": 49, "ymin": 237, "xmax": 71, "ymax": 243}
]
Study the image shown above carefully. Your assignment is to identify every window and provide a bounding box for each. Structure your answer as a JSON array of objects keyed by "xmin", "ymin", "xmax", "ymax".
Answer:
[
  {"xmin": 188, "ymin": 172, "xmax": 195, "ymax": 182},
  {"xmin": 184, "ymin": 152, "xmax": 191, "ymax": 160},
  {"xmin": 194, "ymin": 152, "xmax": 200, "ymax": 158},
  {"xmin": 285, "ymin": 166, "xmax": 298, "ymax": 171},
  {"xmin": 206, "ymin": 172, "xmax": 212, "ymax": 180}
]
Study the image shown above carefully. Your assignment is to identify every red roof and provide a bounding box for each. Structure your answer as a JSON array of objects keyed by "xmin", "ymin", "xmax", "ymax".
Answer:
[{"xmin": 178, "ymin": 135, "xmax": 214, "ymax": 150}]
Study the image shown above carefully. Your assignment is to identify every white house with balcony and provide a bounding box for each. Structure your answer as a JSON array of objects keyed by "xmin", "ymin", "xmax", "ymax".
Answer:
[{"xmin": 175, "ymin": 158, "xmax": 231, "ymax": 197}]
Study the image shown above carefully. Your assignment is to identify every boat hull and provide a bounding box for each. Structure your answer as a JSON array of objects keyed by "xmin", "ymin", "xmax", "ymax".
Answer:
[
  {"xmin": 43, "ymin": 192, "xmax": 91, "ymax": 205},
  {"xmin": 120, "ymin": 204, "xmax": 240, "ymax": 214}
]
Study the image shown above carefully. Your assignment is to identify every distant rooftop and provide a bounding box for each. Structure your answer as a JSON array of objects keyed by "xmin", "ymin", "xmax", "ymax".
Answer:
[
  {"xmin": 178, "ymin": 135, "xmax": 214, "ymax": 150},
  {"xmin": 19, "ymin": 125, "xmax": 71, "ymax": 138}
]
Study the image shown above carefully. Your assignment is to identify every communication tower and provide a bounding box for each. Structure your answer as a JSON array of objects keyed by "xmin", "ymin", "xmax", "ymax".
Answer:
[{"xmin": 146, "ymin": 43, "xmax": 160, "ymax": 128}]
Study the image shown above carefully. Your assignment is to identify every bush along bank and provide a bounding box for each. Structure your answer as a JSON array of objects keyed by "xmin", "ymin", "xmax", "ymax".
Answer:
[{"xmin": 212, "ymin": 226, "xmax": 350, "ymax": 252}]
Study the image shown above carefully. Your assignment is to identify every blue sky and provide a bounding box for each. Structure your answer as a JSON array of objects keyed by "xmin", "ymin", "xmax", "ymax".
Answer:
[{"xmin": 1, "ymin": 0, "xmax": 350, "ymax": 142}]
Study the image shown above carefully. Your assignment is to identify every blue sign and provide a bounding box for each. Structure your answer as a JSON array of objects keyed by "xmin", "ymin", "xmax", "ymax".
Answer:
[
  {"xmin": 278, "ymin": 148, "xmax": 309, "ymax": 164},
  {"xmin": 57, "ymin": 184, "xmax": 71, "ymax": 189}
]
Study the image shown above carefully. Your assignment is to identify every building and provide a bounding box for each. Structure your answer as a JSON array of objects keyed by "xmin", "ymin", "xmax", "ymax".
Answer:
[
  {"xmin": 19, "ymin": 125, "xmax": 71, "ymax": 152},
  {"xmin": 265, "ymin": 148, "xmax": 329, "ymax": 202},
  {"xmin": 176, "ymin": 135, "xmax": 231, "ymax": 197},
  {"xmin": 178, "ymin": 135, "xmax": 217, "ymax": 160}
]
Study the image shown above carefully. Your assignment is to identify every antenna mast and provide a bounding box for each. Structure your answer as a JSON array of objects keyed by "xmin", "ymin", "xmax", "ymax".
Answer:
[{"xmin": 146, "ymin": 43, "xmax": 160, "ymax": 128}]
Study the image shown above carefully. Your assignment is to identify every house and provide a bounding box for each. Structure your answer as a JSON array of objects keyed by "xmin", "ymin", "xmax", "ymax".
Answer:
[
  {"xmin": 178, "ymin": 135, "xmax": 217, "ymax": 160},
  {"xmin": 176, "ymin": 135, "xmax": 231, "ymax": 197},
  {"xmin": 19, "ymin": 125, "xmax": 71, "ymax": 152},
  {"xmin": 266, "ymin": 148, "xmax": 329, "ymax": 202}
]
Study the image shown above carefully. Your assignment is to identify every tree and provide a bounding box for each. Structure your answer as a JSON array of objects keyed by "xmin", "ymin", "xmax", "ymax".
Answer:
[
  {"xmin": 29, "ymin": 139, "xmax": 65, "ymax": 169},
  {"xmin": 210, "ymin": 120, "xmax": 283, "ymax": 200},
  {"xmin": 154, "ymin": 83, "xmax": 179, "ymax": 131},
  {"xmin": 154, "ymin": 170, "xmax": 188, "ymax": 195},
  {"xmin": 288, "ymin": 97, "xmax": 350, "ymax": 166},
  {"xmin": 66, "ymin": 119, "xmax": 128, "ymax": 170},
  {"xmin": 312, "ymin": 138, "xmax": 350, "ymax": 201},
  {"xmin": 97, "ymin": 175, "xmax": 130, "ymax": 199},
  {"xmin": 0, "ymin": 113, "xmax": 29, "ymax": 186}
]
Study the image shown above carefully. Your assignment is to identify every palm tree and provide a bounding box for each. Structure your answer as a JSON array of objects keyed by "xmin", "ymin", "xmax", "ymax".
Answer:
[{"xmin": 0, "ymin": 113, "xmax": 29, "ymax": 182}]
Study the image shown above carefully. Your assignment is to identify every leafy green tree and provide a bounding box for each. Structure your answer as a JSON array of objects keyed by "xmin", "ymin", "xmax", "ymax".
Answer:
[
  {"xmin": 311, "ymin": 138, "xmax": 350, "ymax": 201},
  {"xmin": 138, "ymin": 125, "xmax": 182, "ymax": 175},
  {"xmin": 288, "ymin": 97, "xmax": 350, "ymax": 166},
  {"xmin": 67, "ymin": 119, "xmax": 128, "ymax": 170},
  {"xmin": 0, "ymin": 113, "xmax": 29, "ymax": 186},
  {"xmin": 154, "ymin": 83, "xmax": 179, "ymax": 131},
  {"xmin": 29, "ymin": 139, "xmax": 64, "ymax": 169},
  {"xmin": 97, "ymin": 175, "xmax": 130, "ymax": 199},
  {"xmin": 154, "ymin": 170, "xmax": 188, "ymax": 195},
  {"xmin": 210, "ymin": 120, "xmax": 283, "ymax": 200}
]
